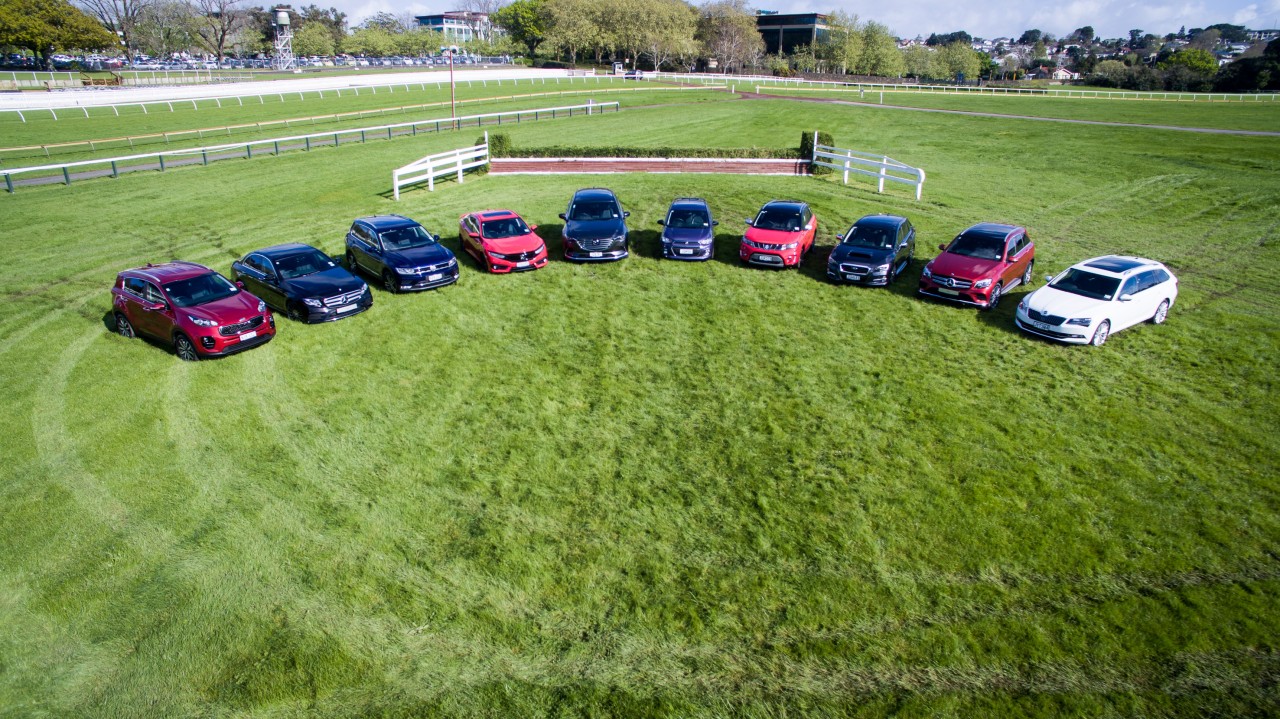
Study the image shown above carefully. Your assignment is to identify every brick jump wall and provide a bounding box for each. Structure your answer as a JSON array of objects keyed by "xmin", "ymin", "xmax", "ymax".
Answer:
[{"xmin": 489, "ymin": 157, "xmax": 811, "ymax": 175}]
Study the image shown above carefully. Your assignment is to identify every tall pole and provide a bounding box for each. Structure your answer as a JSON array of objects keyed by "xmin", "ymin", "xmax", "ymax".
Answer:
[{"xmin": 449, "ymin": 50, "xmax": 456, "ymax": 121}]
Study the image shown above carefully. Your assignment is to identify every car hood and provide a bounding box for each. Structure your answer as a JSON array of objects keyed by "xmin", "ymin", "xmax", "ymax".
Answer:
[
  {"xmin": 384, "ymin": 244, "xmax": 454, "ymax": 268},
  {"xmin": 188, "ymin": 290, "xmax": 263, "ymax": 323},
  {"xmin": 663, "ymin": 226, "xmax": 713, "ymax": 242},
  {"xmin": 829, "ymin": 244, "xmax": 893, "ymax": 264},
  {"xmin": 928, "ymin": 252, "xmax": 1001, "ymax": 279},
  {"xmin": 283, "ymin": 267, "xmax": 365, "ymax": 298},
  {"xmin": 746, "ymin": 227, "xmax": 805, "ymax": 244},
  {"xmin": 483, "ymin": 232, "xmax": 545, "ymax": 254},
  {"xmin": 1025, "ymin": 286, "xmax": 1108, "ymax": 318},
  {"xmin": 565, "ymin": 219, "xmax": 626, "ymax": 241}
]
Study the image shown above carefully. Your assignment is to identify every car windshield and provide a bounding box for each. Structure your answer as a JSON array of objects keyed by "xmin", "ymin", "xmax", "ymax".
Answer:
[
  {"xmin": 274, "ymin": 249, "xmax": 335, "ymax": 279},
  {"xmin": 946, "ymin": 232, "xmax": 1004, "ymax": 260},
  {"xmin": 164, "ymin": 272, "xmax": 238, "ymax": 308},
  {"xmin": 569, "ymin": 200, "xmax": 618, "ymax": 221},
  {"xmin": 379, "ymin": 225, "xmax": 436, "ymax": 250},
  {"xmin": 842, "ymin": 224, "xmax": 895, "ymax": 249},
  {"xmin": 754, "ymin": 209, "xmax": 803, "ymax": 232},
  {"xmin": 481, "ymin": 217, "xmax": 530, "ymax": 239},
  {"xmin": 1049, "ymin": 268, "xmax": 1122, "ymax": 301},
  {"xmin": 667, "ymin": 209, "xmax": 710, "ymax": 229}
]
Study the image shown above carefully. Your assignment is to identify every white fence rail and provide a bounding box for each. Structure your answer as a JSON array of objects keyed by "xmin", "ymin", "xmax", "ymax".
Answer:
[
  {"xmin": 394, "ymin": 133, "xmax": 488, "ymax": 198},
  {"xmin": 811, "ymin": 139, "xmax": 926, "ymax": 200}
]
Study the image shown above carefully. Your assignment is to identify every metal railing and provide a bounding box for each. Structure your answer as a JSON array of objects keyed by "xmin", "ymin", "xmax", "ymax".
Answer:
[
  {"xmin": 810, "ymin": 138, "xmax": 925, "ymax": 200},
  {"xmin": 393, "ymin": 132, "xmax": 488, "ymax": 198},
  {"xmin": 1, "ymin": 101, "xmax": 620, "ymax": 193}
]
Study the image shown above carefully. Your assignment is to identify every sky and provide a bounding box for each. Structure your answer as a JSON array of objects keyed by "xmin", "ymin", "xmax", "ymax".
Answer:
[{"xmin": 334, "ymin": 0, "xmax": 1280, "ymax": 40}]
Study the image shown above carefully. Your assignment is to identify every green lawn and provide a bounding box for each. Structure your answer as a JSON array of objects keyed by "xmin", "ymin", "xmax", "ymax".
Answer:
[{"xmin": 1, "ymin": 94, "xmax": 1278, "ymax": 717}]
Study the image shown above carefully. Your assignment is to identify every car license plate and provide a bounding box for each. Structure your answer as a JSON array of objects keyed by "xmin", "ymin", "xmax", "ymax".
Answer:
[
  {"xmin": 240, "ymin": 330, "xmax": 257, "ymax": 340},
  {"xmin": 938, "ymin": 288, "xmax": 959, "ymax": 296},
  {"xmin": 678, "ymin": 249, "xmax": 693, "ymax": 256},
  {"xmin": 1028, "ymin": 319, "xmax": 1051, "ymax": 331},
  {"xmin": 428, "ymin": 273, "xmax": 443, "ymax": 281},
  {"xmin": 589, "ymin": 252, "xmax": 603, "ymax": 258},
  {"xmin": 336, "ymin": 304, "xmax": 356, "ymax": 313},
  {"xmin": 516, "ymin": 261, "xmax": 530, "ymax": 268},
  {"xmin": 846, "ymin": 273, "xmax": 862, "ymax": 281}
]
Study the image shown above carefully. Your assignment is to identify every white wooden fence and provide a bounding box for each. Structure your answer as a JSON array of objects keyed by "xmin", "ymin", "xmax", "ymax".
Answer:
[
  {"xmin": 810, "ymin": 138, "xmax": 926, "ymax": 200},
  {"xmin": 393, "ymin": 133, "xmax": 489, "ymax": 199}
]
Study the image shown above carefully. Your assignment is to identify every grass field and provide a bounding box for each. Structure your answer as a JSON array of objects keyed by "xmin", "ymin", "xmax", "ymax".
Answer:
[{"xmin": 1, "ymin": 92, "xmax": 1278, "ymax": 717}]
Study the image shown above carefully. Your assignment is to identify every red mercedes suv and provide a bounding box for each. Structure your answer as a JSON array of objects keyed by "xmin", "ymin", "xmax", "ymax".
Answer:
[
  {"xmin": 111, "ymin": 261, "xmax": 275, "ymax": 360},
  {"xmin": 918, "ymin": 223, "xmax": 1035, "ymax": 310}
]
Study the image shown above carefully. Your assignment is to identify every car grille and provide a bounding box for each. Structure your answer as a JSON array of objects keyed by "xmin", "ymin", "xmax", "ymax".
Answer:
[
  {"xmin": 575, "ymin": 237, "xmax": 615, "ymax": 251},
  {"xmin": 932, "ymin": 274, "xmax": 973, "ymax": 289},
  {"xmin": 496, "ymin": 249, "xmax": 540, "ymax": 261},
  {"xmin": 744, "ymin": 239, "xmax": 787, "ymax": 250},
  {"xmin": 323, "ymin": 289, "xmax": 363, "ymax": 307},
  {"xmin": 403, "ymin": 259, "xmax": 455, "ymax": 274},
  {"xmin": 1027, "ymin": 309, "xmax": 1065, "ymax": 325},
  {"xmin": 839, "ymin": 263, "xmax": 869, "ymax": 274},
  {"xmin": 219, "ymin": 315, "xmax": 264, "ymax": 336}
]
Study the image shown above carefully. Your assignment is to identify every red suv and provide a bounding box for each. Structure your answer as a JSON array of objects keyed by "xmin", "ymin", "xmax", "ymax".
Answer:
[
  {"xmin": 740, "ymin": 200, "xmax": 817, "ymax": 268},
  {"xmin": 111, "ymin": 261, "xmax": 275, "ymax": 361},
  {"xmin": 918, "ymin": 223, "xmax": 1035, "ymax": 310}
]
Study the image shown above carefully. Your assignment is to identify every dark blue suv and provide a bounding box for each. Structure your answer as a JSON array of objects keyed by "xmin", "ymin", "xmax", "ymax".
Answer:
[
  {"xmin": 826, "ymin": 214, "xmax": 915, "ymax": 286},
  {"xmin": 559, "ymin": 188, "xmax": 629, "ymax": 262},
  {"xmin": 345, "ymin": 215, "xmax": 458, "ymax": 293},
  {"xmin": 658, "ymin": 197, "xmax": 718, "ymax": 260}
]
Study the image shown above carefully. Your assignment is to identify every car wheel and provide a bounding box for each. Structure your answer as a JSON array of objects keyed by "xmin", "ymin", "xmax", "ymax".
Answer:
[
  {"xmin": 115, "ymin": 312, "xmax": 135, "ymax": 338},
  {"xmin": 346, "ymin": 251, "xmax": 359, "ymax": 272},
  {"xmin": 986, "ymin": 283, "xmax": 1003, "ymax": 311},
  {"xmin": 1152, "ymin": 300, "xmax": 1169, "ymax": 324},
  {"xmin": 382, "ymin": 271, "xmax": 398, "ymax": 293},
  {"xmin": 1091, "ymin": 320, "xmax": 1110, "ymax": 346},
  {"xmin": 1022, "ymin": 260, "xmax": 1034, "ymax": 287},
  {"xmin": 286, "ymin": 302, "xmax": 305, "ymax": 323},
  {"xmin": 174, "ymin": 333, "xmax": 199, "ymax": 361}
]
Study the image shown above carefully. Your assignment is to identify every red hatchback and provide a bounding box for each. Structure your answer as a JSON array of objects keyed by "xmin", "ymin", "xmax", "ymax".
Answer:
[
  {"xmin": 918, "ymin": 223, "xmax": 1036, "ymax": 310},
  {"xmin": 111, "ymin": 261, "xmax": 275, "ymax": 361},
  {"xmin": 740, "ymin": 200, "xmax": 818, "ymax": 268},
  {"xmin": 459, "ymin": 209, "xmax": 548, "ymax": 273}
]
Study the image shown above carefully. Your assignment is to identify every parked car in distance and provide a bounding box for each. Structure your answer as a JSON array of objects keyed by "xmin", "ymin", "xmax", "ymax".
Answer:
[
  {"xmin": 1016, "ymin": 256, "xmax": 1178, "ymax": 346},
  {"xmin": 111, "ymin": 261, "xmax": 274, "ymax": 361},
  {"xmin": 345, "ymin": 215, "xmax": 458, "ymax": 293},
  {"xmin": 918, "ymin": 222, "xmax": 1035, "ymax": 310},
  {"xmin": 740, "ymin": 200, "xmax": 818, "ymax": 268},
  {"xmin": 458, "ymin": 209, "xmax": 548, "ymax": 273},
  {"xmin": 560, "ymin": 188, "xmax": 630, "ymax": 262},
  {"xmin": 231, "ymin": 243, "xmax": 371, "ymax": 323},
  {"xmin": 826, "ymin": 214, "xmax": 915, "ymax": 285},
  {"xmin": 658, "ymin": 197, "xmax": 718, "ymax": 260}
]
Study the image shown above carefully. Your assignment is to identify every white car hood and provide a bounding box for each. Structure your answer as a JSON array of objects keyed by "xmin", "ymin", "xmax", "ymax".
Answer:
[{"xmin": 1027, "ymin": 286, "xmax": 1109, "ymax": 319}]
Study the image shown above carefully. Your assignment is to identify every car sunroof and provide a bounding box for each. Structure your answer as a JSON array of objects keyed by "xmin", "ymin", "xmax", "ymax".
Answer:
[
  {"xmin": 481, "ymin": 211, "xmax": 509, "ymax": 218},
  {"xmin": 1084, "ymin": 256, "xmax": 1146, "ymax": 273}
]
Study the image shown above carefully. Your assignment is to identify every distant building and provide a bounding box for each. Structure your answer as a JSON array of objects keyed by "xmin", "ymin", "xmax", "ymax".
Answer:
[
  {"xmin": 1246, "ymin": 29, "xmax": 1279, "ymax": 41},
  {"xmin": 415, "ymin": 11, "xmax": 499, "ymax": 43},
  {"xmin": 756, "ymin": 13, "xmax": 831, "ymax": 55}
]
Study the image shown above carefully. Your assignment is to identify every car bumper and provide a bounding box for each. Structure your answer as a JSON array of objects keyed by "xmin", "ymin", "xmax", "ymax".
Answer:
[
  {"xmin": 1014, "ymin": 315, "xmax": 1092, "ymax": 344},
  {"xmin": 565, "ymin": 248, "xmax": 628, "ymax": 262},
  {"xmin": 197, "ymin": 327, "xmax": 275, "ymax": 357},
  {"xmin": 662, "ymin": 242, "xmax": 714, "ymax": 260},
  {"xmin": 396, "ymin": 268, "xmax": 460, "ymax": 291},
  {"xmin": 304, "ymin": 295, "xmax": 373, "ymax": 322},
  {"xmin": 741, "ymin": 247, "xmax": 800, "ymax": 267},
  {"xmin": 828, "ymin": 267, "xmax": 891, "ymax": 285},
  {"xmin": 918, "ymin": 281, "xmax": 995, "ymax": 307},
  {"xmin": 488, "ymin": 254, "xmax": 549, "ymax": 273}
]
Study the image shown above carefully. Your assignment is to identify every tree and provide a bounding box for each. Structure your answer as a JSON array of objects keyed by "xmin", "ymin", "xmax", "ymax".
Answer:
[
  {"xmin": 491, "ymin": 0, "xmax": 545, "ymax": 56},
  {"xmin": 297, "ymin": 5, "xmax": 345, "ymax": 49},
  {"xmin": 187, "ymin": 0, "xmax": 248, "ymax": 61},
  {"xmin": 697, "ymin": 0, "xmax": 762, "ymax": 73},
  {"xmin": 1031, "ymin": 39, "xmax": 1046, "ymax": 60},
  {"xmin": 1159, "ymin": 48, "xmax": 1216, "ymax": 73},
  {"xmin": 359, "ymin": 11, "xmax": 406, "ymax": 33},
  {"xmin": 1204, "ymin": 23, "xmax": 1247, "ymax": 43},
  {"xmin": 292, "ymin": 19, "xmax": 334, "ymax": 56},
  {"xmin": 900, "ymin": 43, "xmax": 930, "ymax": 77},
  {"xmin": 1017, "ymin": 29, "xmax": 1041, "ymax": 45},
  {"xmin": 639, "ymin": 0, "xmax": 696, "ymax": 71},
  {"xmin": 78, "ymin": 0, "xmax": 151, "ymax": 60},
  {"xmin": 1128, "ymin": 29, "xmax": 1142, "ymax": 47},
  {"xmin": 825, "ymin": 10, "xmax": 862, "ymax": 74},
  {"xmin": 1093, "ymin": 59, "xmax": 1128, "ymax": 86},
  {"xmin": 926, "ymin": 30, "xmax": 970, "ymax": 46},
  {"xmin": 541, "ymin": 0, "xmax": 594, "ymax": 65},
  {"xmin": 344, "ymin": 26, "xmax": 396, "ymax": 56},
  {"xmin": 133, "ymin": 0, "xmax": 195, "ymax": 58},
  {"xmin": 857, "ymin": 21, "xmax": 902, "ymax": 76},
  {"xmin": 1189, "ymin": 28, "xmax": 1220, "ymax": 50},
  {"xmin": 934, "ymin": 41, "xmax": 979, "ymax": 80},
  {"xmin": 1071, "ymin": 25, "xmax": 1093, "ymax": 44},
  {"xmin": 0, "ymin": 0, "xmax": 117, "ymax": 67}
]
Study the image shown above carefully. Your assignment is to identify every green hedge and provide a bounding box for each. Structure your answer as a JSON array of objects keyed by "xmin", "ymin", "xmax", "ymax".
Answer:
[
  {"xmin": 799, "ymin": 131, "xmax": 834, "ymax": 175},
  {"xmin": 493, "ymin": 146, "xmax": 801, "ymax": 160}
]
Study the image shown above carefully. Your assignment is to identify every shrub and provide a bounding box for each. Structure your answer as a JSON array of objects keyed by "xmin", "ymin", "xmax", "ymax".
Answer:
[
  {"xmin": 799, "ymin": 131, "xmax": 834, "ymax": 175},
  {"xmin": 485, "ymin": 133, "xmax": 513, "ymax": 158}
]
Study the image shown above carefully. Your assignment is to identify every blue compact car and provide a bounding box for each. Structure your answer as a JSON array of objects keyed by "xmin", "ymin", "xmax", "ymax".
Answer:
[
  {"xmin": 345, "ymin": 215, "xmax": 459, "ymax": 293},
  {"xmin": 559, "ymin": 188, "xmax": 630, "ymax": 262},
  {"xmin": 826, "ymin": 214, "xmax": 915, "ymax": 286},
  {"xmin": 658, "ymin": 197, "xmax": 718, "ymax": 260}
]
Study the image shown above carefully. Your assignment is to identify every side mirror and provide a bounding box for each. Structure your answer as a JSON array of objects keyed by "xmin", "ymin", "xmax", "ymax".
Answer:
[
  {"xmin": 835, "ymin": 234, "xmax": 844, "ymax": 241},
  {"xmin": 1044, "ymin": 274, "xmax": 1054, "ymax": 283},
  {"xmin": 528, "ymin": 224, "xmax": 538, "ymax": 231},
  {"xmin": 744, "ymin": 218, "xmax": 753, "ymax": 226},
  {"xmin": 142, "ymin": 301, "xmax": 166, "ymax": 312},
  {"xmin": 432, "ymin": 234, "xmax": 440, "ymax": 242},
  {"xmin": 1119, "ymin": 293, "xmax": 1134, "ymax": 302},
  {"xmin": 235, "ymin": 281, "xmax": 245, "ymax": 289},
  {"xmin": 558, "ymin": 213, "xmax": 567, "ymax": 220},
  {"xmin": 467, "ymin": 232, "xmax": 479, "ymax": 239},
  {"xmin": 712, "ymin": 220, "xmax": 719, "ymax": 226},
  {"xmin": 657, "ymin": 219, "xmax": 665, "ymax": 226},
  {"xmin": 622, "ymin": 211, "xmax": 630, "ymax": 218},
  {"xmin": 938, "ymin": 243, "xmax": 947, "ymax": 252},
  {"xmin": 804, "ymin": 222, "xmax": 813, "ymax": 231}
]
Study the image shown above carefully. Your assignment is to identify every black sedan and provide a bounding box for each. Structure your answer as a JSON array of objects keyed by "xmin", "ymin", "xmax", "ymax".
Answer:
[
  {"xmin": 232, "ymin": 243, "xmax": 372, "ymax": 323},
  {"xmin": 826, "ymin": 214, "xmax": 916, "ymax": 286}
]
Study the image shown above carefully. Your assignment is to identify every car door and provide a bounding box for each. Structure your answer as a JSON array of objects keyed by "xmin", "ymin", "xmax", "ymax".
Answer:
[
  {"xmin": 895, "ymin": 222, "xmax": 912, "ymax": 271},
  {"xmin": 1127, "ymin": 270, "xmax": 1164, "ymax": 325},
  {"xmin": 802, "ymin": 206, "xmax": 816, "ymax": 252},
  {"xmin": 119, "ymin": 277, "xmax": 159, "ymax": 338},
  {"xmin": 235, "ymin": 254, "xmax": 270, "ymax": 305},
  {"xmin": 1003, "ymin": 233, "xmax": 1029, "ymax": 287},
  {"xmin": 253, "ymin": 255, "xmax": 290, "ymax": 310},
  {"xmin": 350, "ymin": 224, "xmax": 382, "ymax": 274},
  {"xmin": 461, "ymin": 215, "xmax": 482, "ymax": 258},
  {"xmin": 1114, "ymin": 274, "xmax": 1150, "ymax": 330},
  {"xmin": 143, "ymin": 280, "xmax": 177, "ymax": 340}
]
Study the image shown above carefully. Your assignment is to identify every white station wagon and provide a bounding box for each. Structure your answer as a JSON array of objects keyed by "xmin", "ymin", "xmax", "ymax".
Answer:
[{"xmin": 1015, "ymin": 255, "xmax": 1178, "ymax": 346}]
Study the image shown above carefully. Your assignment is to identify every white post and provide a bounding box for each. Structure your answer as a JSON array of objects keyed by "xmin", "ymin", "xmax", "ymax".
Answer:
[
  {"xmin": 915, "ymin": 169, "xmax": 925, "ymax": 201},
  {"xmin": 878, "ymin": 156, "xmax": 887, "ymax": 193},
  {"xmin": 456, "ymin": 152, "xmax": 464, "ymax": 184},
  {"xmin": 843, "ymin": 150, "xmax": 851, "ymax": 184},
  {"xmin": 428, "ymin": 162, "xmax": 435, "ymax": 192},
  {"xmin": 394, "ymin": 171, "xmax": 400, "ymax": 201}
]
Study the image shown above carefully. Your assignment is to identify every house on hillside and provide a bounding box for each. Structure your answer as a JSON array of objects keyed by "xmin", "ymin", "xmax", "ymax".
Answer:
[{"xmin": 1051, "ymin": 67, "xmax": 1080, "ymax": 81}]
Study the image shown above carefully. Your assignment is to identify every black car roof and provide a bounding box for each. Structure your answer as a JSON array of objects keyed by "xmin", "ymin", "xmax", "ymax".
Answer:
[
  {"xmin": 257, "ymin": 243, "xmax": 321, "ymax": 258},
  {"xmin": 359, "ymin": 214, "xmax": 420, "ymax": 230},
  {"xmin": 853, "ymin": 214, "xmax": 906, "ymax": 229},
  {"xmin": 572, "ymin": 188, "xmax": 617, "ymax": 201}
]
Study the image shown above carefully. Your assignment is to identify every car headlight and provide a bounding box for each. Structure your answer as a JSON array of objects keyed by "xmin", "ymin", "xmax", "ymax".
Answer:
[
  {"xmin": 396, "ymin": 266, "xmax": 418, "ymax": 275},
  {"xmin": 487, "ymin": 251, "xmax": 505, "ymax": 260},
  {"xmin": 1018, "ymin": 297, "xmax": 1029, "ymax": 312},
  {"xmin": 187, "ymin": 315, "xmax": 217, "ymax": 327},
  {"xmin": 302, "ymin": 298, "xmax": 322, "ymax": 307},
  {"xmin": 973, "ymin": 279, "xmax": 993, "ymax": 289},
  {"xmin": 874, "ymin": 263, "xmax": 891, "ymax": 274},
  {"xmin": 921, "ymin": 265, "xmax": 932, "ymax": 279},
  {"xmin": 1066, "ymin": 317, "xmax": 1092, "ymax": 327},
  {"xmin": 257, "ymin": 300, "xmax": 267, "ymax": 313},
  {"xmin": 783, "ymin": 242, "xmax": 799, "ymax": 250},
  {"xmin": 536, "ymin": 244, "xmax": 546, "ymax": 254}
]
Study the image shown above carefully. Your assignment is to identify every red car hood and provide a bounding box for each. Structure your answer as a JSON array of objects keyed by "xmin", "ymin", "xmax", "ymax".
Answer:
[
  {"xmin": 187, "ymin": 291, "xmax": 262, "ymax": 324},
  {"xmin": 746, "ymin": 227, "xmax": 805, "ymax": 244},
  {"xmin": 928, "ymin": 252, "xmax": 1001, "ymax": 279},
  {"xmin": 483, "ymin": 232, "xmax": 543, "ymax": 254}
]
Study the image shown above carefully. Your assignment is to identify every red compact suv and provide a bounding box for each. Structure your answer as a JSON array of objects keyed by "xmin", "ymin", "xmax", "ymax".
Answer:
[
  {"xmin": 458, "ymin": 209, "xmax": 548, "ymax": 273},
  {"xmin": 111, "ymin": 261, "xmax": 275, "ymax": 361},
  {"xmin": 918, "ymin": 223, "xmax": 1035, "ymax": 310},
  {"xmin": 740, "ymin": 200, "xmax": 817, "ymax": 268}
]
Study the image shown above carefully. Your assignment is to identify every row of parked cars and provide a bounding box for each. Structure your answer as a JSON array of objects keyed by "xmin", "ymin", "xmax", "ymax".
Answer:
[{"xmin": 110, "ymin": 188, "xmax": 1179, "ymax": 360}]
